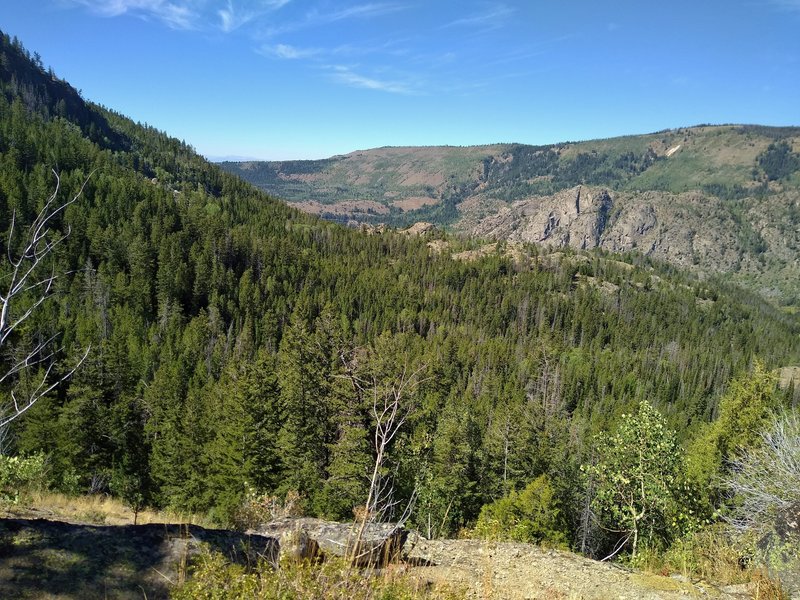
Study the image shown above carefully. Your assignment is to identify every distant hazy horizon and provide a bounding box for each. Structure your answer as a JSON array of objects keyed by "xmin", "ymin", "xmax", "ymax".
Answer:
[{"xmin": 5, "ymin": 1, "xmax": 800, "ymax": 160}]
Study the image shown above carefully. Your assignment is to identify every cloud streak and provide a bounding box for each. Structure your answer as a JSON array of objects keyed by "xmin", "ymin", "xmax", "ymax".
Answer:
[
  {"xmin": 70, "ymin": 0, "xmax": 293, "ymax": 32},
  {"xmin": 310, "ymin": 2, "xmax": 406, "ymax": 22},
  {"xmin": 260, "ymin": 2, "xmax": 408, "ymax": 37},
  {"xmin": 69, "ymin": 0, "xmax": 199, "ymax": 29},
  {"xmin": 330, "ymin": 65, "xmax": 415, "ymax": 95},
  {"xmin": 442, "ymin": 2, "xmax": 514, "ymax": 30},
  {"xmin": 260, "ymin": 43, "xmax": 321, "ymax": 59},
  {"xmin": 218, "ymin": 0, "xmax": 293, "ymax": 33}
]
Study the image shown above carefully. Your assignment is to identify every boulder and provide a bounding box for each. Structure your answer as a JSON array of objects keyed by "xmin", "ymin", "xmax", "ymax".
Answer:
[
  {"xmin": 253, "ymin": 517, "xmax": 408, "ymax": 567},
  {"xmin": 278, "ymin": 523, "xmax": 321, "ymax": 564}
]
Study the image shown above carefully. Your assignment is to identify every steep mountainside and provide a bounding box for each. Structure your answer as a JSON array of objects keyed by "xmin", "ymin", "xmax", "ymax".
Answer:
[
  {"xmin": 222, "ymin": 126, "xmax": 800, "ymax": 305},
  {"xmin": 2, "ymin": 30, "xmax": 800, "ymax": 597}
]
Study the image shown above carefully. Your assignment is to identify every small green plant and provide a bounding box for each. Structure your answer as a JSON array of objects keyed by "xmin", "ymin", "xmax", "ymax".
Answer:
[
  {"xmin": 0, "ymin": 452, "xmax": 48, "ymax": 504},
  {"xmin": 473, "ymin": 474, "xmax": 568, "ymax": 548}
]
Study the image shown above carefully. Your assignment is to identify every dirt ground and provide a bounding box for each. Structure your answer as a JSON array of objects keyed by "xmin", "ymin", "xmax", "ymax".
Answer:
[
  {"xmin": 404, "ymin": 537, "xmax": 754, "ymax": 600},
  {"xmin": 0, "ymin": 516, "xmax": 773, "ymax": 600}
]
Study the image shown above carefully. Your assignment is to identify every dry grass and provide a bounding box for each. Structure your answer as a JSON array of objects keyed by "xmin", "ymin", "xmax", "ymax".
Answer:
[
  {"xmin": 172, "ymin": 550, "xmax": 466, "ymax": 600},
  {"xmin": 648, "ymin": 526, "xmax": 790, "ymax": 600},
  {"xmin": 3, "ymin": 491, "xmax": 211, "ymax": 527}
]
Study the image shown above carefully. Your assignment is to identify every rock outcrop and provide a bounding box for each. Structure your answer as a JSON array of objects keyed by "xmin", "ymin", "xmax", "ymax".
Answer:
[
  {"xmin": 253, "ymin": 517, "xmax": 408, "ymax": 567},
  {"xmin": 467, "ymin": 187, "xmax": 614, "ymax": 250},
  {"xmin": 0, "ymin": 518, "xmax": 278, "ymax": 600},
  {"xmin": 401, "ymin": 222, "xmax": 437, "ymax": 236},
  {"xmin": 465, "ymin": 186, "xmax": 751, "ymax": 279}
]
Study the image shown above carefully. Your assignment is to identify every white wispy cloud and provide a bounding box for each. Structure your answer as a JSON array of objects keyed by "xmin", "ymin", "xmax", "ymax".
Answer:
[
  {"xmin": 218, "ymin": 0, "xmax": 292, "ymax": 33},
  {"xmin": 69, "ymin": 0, "xmax": 199, "ymax": 30},
  {"xmin": 260, "ymin": 2, "xmax": 408, "ymax": 37},
  {"xmin": 261, "ymin": 37, "xmax": 410, "ymax": 62},
  {"xmin": 309, "ymin": 2, "xmax": 406, "ymax": 22},
  {"xmin": 442, "ymin": 2, "xmax": 514, "ymax": 29},
  {"xmin": 218, "ymin": 1, "xmax": 251, "ymax": 32},
  {"xmin": 260, "ymin": 43, "xmax": 321, "ymax": 59},
  {"xmin": 329, "ymin": 65, "xmax": 415, "ymax": 94},
  {"xmin": 70, "ymin": 0, "xmax": 292, "ymax": 32}
]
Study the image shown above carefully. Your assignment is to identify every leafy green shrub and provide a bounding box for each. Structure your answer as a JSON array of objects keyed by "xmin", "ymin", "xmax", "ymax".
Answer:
[
  {"xmin": 583, "ymin": 401, "xmax": 697, "ymax": 558},
  {"xmin": 686, "ymin": 361, "xmax": 780, "ymax": 505},
  {"xmin": 473, "ymin": 474, "xmax": 568, "ymax": 548},
  {"xmin": 0, "ymin": 452, "xmax": 48, "ymax": 503},
  {"xmin": 171, "ymin": 547, "xmax": 463, "ymax": 600}
]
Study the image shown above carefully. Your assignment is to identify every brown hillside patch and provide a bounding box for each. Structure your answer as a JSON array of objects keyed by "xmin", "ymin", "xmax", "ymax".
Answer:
[
  {"xmin": 392, "ymin": 196, "xmax": 440, "ymax": 211},
  {"xmin": 398, "ymin": 171, "xmax": 446, "ymax": 188},
  {"xmin": 294, "ymin": 200, "xmax": 389, "ymax": 216}
]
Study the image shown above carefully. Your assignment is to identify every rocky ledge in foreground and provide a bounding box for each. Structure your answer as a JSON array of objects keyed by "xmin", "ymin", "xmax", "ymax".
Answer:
[
  {"xmin": 405, "ymin": 538, "xmax": 758, "ymax": 600},
  {"xmin": 0, "ymin": 516, "xmax": 777, "ymax": 599},
  {"xmin": 0, "ymin": 518, "xmax": 277, "ymax": 600}
]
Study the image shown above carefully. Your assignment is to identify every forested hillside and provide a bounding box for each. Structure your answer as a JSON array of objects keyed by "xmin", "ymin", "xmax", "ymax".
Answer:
[
  {"xmin": 223, "ymin": 127, "xmax": 800, "ymax": 306},
  {"xmin": 1, "ymin": 30, "xmax": 799, "ymax": 567}
]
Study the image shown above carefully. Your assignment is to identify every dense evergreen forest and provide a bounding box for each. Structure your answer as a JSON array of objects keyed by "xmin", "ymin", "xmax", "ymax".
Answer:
[{"xmin": 1, "ymin": 31, "xmax": 799, "ymax": 560}]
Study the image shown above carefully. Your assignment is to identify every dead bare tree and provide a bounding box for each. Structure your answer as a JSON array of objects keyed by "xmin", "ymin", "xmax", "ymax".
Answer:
[
  {"xmin": 337, "ymin": 346, "xmax": 426, "ymax": 565},
  {"xmin": 364, "ymin": 363, "xmax": 426, "ymax": 517},
  {"xmin": 725, "ymin": 410, "xmax": 800, "ymax": 536},
  {"xmin": 0, "ymin": 170, "xmax": 90, "ymax": 435}
]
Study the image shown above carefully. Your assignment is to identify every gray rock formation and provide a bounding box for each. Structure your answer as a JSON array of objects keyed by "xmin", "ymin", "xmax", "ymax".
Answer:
[
  {"xmin": 278, "ymin": 523, "xmax": 321, "ymax": 564},
  {"xmin": 465, "ymin": 186, "xmax": 753, "ymax": 281},
  {"xmin": 253, "ymin": 517, "xmax": 407, "ymax": 567},
  {"xmin": 471, "ymin": 186, "xmax": 614, "ymax": 250}
]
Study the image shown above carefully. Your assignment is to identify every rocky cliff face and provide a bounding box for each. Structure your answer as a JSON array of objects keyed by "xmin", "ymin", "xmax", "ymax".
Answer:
[
  {"xmin": 470, "ymin": 187, "xmax": 614, "ymax": 250},
  {"xmin": 462, "ymin": 185, "xmax": 773, "ymax": 284}
]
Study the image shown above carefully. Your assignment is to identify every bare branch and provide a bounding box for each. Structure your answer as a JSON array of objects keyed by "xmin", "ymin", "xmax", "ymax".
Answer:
[
  {"xmin": 724, "ymin": 411, "xmax": 800, "ymax": 535},
  {"xmin": 0, "ymin": 170, "xmax": 93, "ymax": 433},
  {"xmin": 1, "ymin": 345, "xmax": 90, "ymax": 429},
  {"xmin": 348, "ymin": 354, "xmax": 427, "ymax": 564}
]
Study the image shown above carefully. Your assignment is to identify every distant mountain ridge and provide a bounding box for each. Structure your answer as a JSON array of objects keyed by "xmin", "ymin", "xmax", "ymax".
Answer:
[{"xmin": 221, "ymin": 126, "xmax": 800, "ymax": 305}]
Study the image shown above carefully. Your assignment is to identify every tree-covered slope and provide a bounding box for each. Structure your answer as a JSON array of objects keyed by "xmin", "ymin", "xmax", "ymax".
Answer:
[
  {"xmin": 222, "ymin": 126, "xmax": 800, "ymax": 306},
  {"xmin": 1, "ymin": 30, "xmax": 799, "ymax": 553}
]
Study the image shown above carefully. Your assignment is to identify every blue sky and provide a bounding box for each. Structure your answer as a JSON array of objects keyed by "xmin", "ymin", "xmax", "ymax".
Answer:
[{"xmin": 3, "ymin": 1, "xmax": 799, "ymax": 160}]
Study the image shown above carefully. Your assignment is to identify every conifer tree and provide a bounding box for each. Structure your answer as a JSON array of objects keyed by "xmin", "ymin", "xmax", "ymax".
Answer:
[
  {"xmin": 203, "ymin": 352, "xmax": 282, "ymax": 522},
  {"xmin": 276, "ymin": 313, "xmax": 332, "ymax": 505}
]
